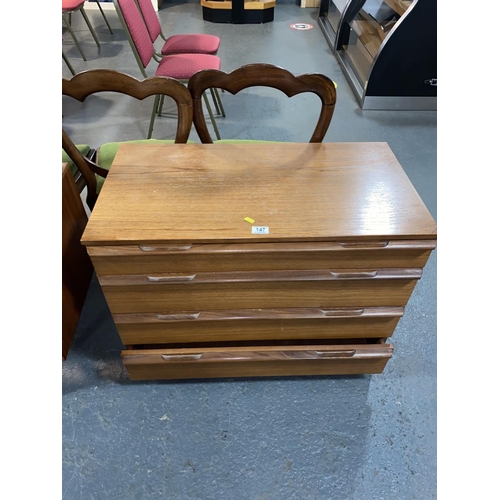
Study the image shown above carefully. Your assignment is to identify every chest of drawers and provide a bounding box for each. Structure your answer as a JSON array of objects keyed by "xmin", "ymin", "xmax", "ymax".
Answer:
[{"xmin": 81, "ymin": 142, "xmax": 436, "ymax": 380}]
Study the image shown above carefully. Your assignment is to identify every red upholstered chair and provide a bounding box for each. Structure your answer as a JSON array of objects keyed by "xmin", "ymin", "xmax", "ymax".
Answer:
[
  {"xmin": 135, "ymin": 0, "xmax": 220, "ymax": 56},
  {"xmin": 113, "ymin": 0, "xmax": 222, "ymax": 139},
  {"xmin": 134, "ymin": 0, "xmax": 224, "ymax": 118},
  {"xmin": 62, "ymin": 0, "xmax": 113, "ymax": 60}
]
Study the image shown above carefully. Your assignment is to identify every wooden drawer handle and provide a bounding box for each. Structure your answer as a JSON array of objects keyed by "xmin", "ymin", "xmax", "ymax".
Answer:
[
  {"xmin": 338, "ymin": 242, "xmax": 388, "ymax": 248},
  {"xmin": 314, "ymin": 350, "xmax": 356, "ymax": 358},
  {"xmin": 329, "ymin": 270, "xmax": 378, "ymax": 279},
  {"xmin": 161, "ymin": 353, "xmax": 203, "ymax": 361},
  {"xmin": 156, "ymin": 312, "xmax": 200, "ymax": 320},
  {"xmin": 139, "ymin": 245, "xmax": 193, "ymax": 252},
  {"xmin": 147, "ymin": 274, "xmax": 196, "ymax": 282},
  {"xmin": 320, "ymin": 308, "xmax": 364, "ymax": 317}
]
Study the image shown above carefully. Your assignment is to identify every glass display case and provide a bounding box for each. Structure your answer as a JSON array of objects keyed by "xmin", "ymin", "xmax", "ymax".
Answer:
[
  {"xmin": 319, "ymin": 0, "xmax": 349, "ymax": 38},
  {"xmin": 318, "ymin": 0, "xmax": 436, "ymax": 110}
]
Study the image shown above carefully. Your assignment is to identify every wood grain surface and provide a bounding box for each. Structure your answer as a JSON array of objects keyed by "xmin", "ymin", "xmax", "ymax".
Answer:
[
  {"xmin": 87, "ymin": 240, "xmax": 436, "ymax": 274},
  {"xmin": 100, "ymin": 278, "xmax": 419, "ymax": 313},
  {"xmin": 113, "ymin": 306, "xmax": 403, "ymax": 344},
  {"xmin": 82, "ymin": 142, "xmax": 437, "ymax": 245},
  {"xmin": 122, "ymin": 343, "xmax": 394, "ymax": 379},
  {"xmin": 80, "ymin": 141, "xmax": 436, "ymax": 380},
  {"xmin": 97, "ymin": 268, "xmax": 421, "ymax": 285}
]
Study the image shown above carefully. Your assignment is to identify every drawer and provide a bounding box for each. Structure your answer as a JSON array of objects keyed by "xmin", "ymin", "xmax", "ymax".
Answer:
[
  {"xmin": 122, "ymin": 343, "xmax": 394, "ymax": 380},
  {"xmin": 113, "ymin": 306, "xmax": 404, "ymax": 344},
  {"xmin": 87, "ymin": 240, "xmax": 436, "ymax": 274},
  {"xmin": 99, "ymin": 269, "xmax": 421, "ymax": 313}
]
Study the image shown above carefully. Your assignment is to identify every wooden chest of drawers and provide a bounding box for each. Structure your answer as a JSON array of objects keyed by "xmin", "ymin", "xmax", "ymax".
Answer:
[{"xmin": 81, "ymin": 143, "xmax": 436, "ymax": 380}]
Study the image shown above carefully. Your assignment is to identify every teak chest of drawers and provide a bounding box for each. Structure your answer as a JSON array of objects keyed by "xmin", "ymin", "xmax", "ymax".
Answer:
[{"xmin": 81, "ymin": 143, "xmax": 437, "ymax": 380}]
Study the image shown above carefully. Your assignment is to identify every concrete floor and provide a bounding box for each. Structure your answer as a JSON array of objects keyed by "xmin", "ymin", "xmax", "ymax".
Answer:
[{"xmin": 62, "ymin": 2, "xmax": 437, "ymax": 498}]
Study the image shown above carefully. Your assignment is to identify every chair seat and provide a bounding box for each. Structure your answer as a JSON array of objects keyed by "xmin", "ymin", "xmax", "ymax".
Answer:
[
  {"xmin": 156, "ymin": 54, "xmax": 221, "ymax": 80},
  {"xmin": 62, "ymin": 0, "xmax": 86, "ymax": 12},
  {"xmin": 161, "ymin": 34, "xmax": 220, "ymax": 56}
]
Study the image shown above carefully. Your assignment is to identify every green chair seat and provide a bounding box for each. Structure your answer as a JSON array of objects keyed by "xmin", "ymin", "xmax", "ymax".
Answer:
[{"xmin": 62, "ymin": 144, "xmax": 91, "ymax": 177}]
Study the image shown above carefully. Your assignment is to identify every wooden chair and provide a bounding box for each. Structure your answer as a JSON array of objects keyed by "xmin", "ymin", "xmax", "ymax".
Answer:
[
  {"xmin": 113, "ymin": 0, "xmax": 222, "ymax": 139},
  {"xmin": 62, "ymin": 69, "xmax": 193, "ymax": 210},
  {"xmin": 188, "ymin": 63, "xmax": 337, "ymax": 144}
]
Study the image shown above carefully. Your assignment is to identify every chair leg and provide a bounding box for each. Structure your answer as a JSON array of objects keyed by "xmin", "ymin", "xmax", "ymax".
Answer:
[
  {"xmin": 96, "ymin": 1, "xmax": 113, "ymax": 34},
  {"xmin": 158, "ymin": 95, "xmax": 165, "ymax": 116},
  {"xmin": 62, "ymin": 14, "xmax": 87, "ymax": 61},
  {"xmin": 209, "ymin": 88, "xmax": 220, "ymax": 116},
  {"xmin": 148, "ymin": 95, "xmax": 161, "ymax": 139},
  {"xmin": 79, "ymin": 7, "xmax": 101, "ymax": 48},
  {"xmin": 62, "ymin": 52, "xmax": 76, "ymax": 75},
  {"xmin": 202, "ymin": 91, "xmax": 221, "ymax": 141},
  {"xmin": 214, "ymin": 88, "xmax": 226, "ymax": 118}
]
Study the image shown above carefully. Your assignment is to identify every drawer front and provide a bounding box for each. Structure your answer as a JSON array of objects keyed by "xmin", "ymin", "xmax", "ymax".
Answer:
[
  {"xmin": 122, "ymin": 344, "xmax": 394, "ymax": 380},
  {"xmin": 88, "ymin": 240, "xmax": 436, "ymax": 275},
  {"xmin": 114, "ymin": 306, "xmax": 403, "ymax": 344},
  {"xmin": 100, "ymin": 270, "xmax": 420, "ymax": 313}
]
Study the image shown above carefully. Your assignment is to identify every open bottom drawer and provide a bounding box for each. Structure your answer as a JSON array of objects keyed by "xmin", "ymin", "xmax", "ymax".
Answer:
[{"xmin": 122, "ymin": 343, "xmax": 394, "ymax": 380}]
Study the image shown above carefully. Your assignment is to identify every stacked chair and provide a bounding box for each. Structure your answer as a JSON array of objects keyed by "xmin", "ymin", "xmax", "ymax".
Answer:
[
  {"xmin": 135, "ymin": 0, "xmax": 220, "ymax": 57},
  {"xmin": 113, "ymin": 0, "xmax": 223, "ymax": 139},
  {"xmin": 62, "ymin": 0, "xmax": 113, "ymax": 61}
]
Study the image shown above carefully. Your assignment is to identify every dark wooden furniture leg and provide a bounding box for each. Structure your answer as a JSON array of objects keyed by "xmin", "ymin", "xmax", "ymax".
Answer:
[{"xmin": 62, "ymin": 162, "xmax": 94, "ymax": 360}]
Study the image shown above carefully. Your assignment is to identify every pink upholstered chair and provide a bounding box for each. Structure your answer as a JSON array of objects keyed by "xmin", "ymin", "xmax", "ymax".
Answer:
[
  {"xmin": 135, "ymin": 0, "xmax": 220, "ymax": 56},
  {"xmin": 113, "ymin": 0, "xmax": 222, "ymax": 139},
  {"xmin": 135, "ymin": 0, "xmax": 224, "ymax": 118},
  {"xmin": 62, "ymin": 0, "xmax": 113, "ymax": 60}
]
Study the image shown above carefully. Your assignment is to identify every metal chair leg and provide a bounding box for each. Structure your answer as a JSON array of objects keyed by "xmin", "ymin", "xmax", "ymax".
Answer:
[
  {"xmin": 214, "ymin": 88, "xmax": 226, "ymax": 118},
  {"xmin": 148, "ymin": 95, "xmax": 161, "ymax": 139},
  {"xmin": 79, "ymin": 7, "xmax": 101, "ymax": 47},
  {"xmin": 202, "ymin": 91, "xmax": 221, "ymax": 141},
  {"xmin": 209, "ymin": 88, "xmax": 220, "ymax": 116},
  {"xmin": 96, "ymin": 1, "xmax": 113, "ymax": 34},
  {"xmin": 62, "ymin": 52, "xmax": 76, "ymax": 75},
  {"xmin": 62, "ymin": 14, "xmax": 87, "ymax": 61},
  {"xmin": 158, "ymin": 95, "xmax": 165, "ymax": 116}
]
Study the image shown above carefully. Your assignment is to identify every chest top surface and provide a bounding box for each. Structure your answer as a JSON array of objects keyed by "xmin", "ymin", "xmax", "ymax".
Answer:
[{"xmin": 81, "ymin": 142, "xmax": 437, "ymax": 246}]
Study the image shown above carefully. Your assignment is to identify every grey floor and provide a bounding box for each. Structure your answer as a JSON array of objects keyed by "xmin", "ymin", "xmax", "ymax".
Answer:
[{"xmin": 62, "ymin": 2, "xmax": 437, "ymax": 498}]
